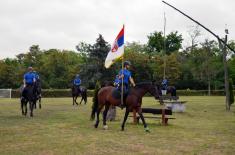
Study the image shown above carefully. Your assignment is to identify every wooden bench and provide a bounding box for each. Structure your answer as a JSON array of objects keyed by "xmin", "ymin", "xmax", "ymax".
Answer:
[{"xmin": 130, "ymin": 108, "xmax": 175, "ymax": 125}]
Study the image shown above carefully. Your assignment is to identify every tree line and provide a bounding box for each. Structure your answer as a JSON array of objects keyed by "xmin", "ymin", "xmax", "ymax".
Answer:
[{"xmin": 0, "ymin": 30, "xmax": 235, "ymax": 91}]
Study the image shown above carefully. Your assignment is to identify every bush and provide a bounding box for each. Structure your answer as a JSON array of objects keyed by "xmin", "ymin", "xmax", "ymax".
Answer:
[
  {"xmin": 11, "ymin": 89, "xmax": 94, "ymax": 98},
  {"xmin": 11, "ymin": 89, "xmax": 234, "ymax": 98}
]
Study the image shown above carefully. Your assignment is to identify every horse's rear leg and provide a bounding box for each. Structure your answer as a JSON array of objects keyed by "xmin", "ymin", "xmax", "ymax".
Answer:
[
  {"xmin": 121, "ymin": 108, "xmax": 130, "ymax": 131},
  {"xmin": 75, "ymin": 96, "xmax": 78, "ymax": 105},
  {"xmin": 103, "ymin": 104, "xmax": 110, "ymax": 130},
  {"xmin": 94, "ymin": 105, "xmax": 104, "ymax": 128},
  {"xmin": 137, "ymin": 108, "xmax": 150, "ymax": 132}
]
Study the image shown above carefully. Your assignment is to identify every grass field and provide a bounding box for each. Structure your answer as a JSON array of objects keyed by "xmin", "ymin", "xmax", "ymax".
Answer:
[{"xmin": 0, "ymin": 96, "xmax": 235, "ymax": 155}]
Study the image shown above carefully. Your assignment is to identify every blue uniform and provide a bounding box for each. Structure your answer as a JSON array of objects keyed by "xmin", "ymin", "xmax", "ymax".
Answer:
[
  {"xmin": 118, "ymin": 69, "xmax": 132, "ymax": 94},
  {"xmin": 74, "ymin": 78, "xmax": 81, "ymax": 86},
  {"xmin": 24, "ymin": 72, "xmax": 36, "ymax": 85},
  {"xmin": 118, "ymin": 69, "xmax": 132, "ymax": 85},
  {"xmin": 162, "ymin": 79, "xmax": 168, "ymax": 90}
]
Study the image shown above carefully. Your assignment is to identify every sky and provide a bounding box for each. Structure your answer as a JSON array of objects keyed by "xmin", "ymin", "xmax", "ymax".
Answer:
[{"xmin": 0, "ymin": 0, "xmax": 235, "ymax": 59}]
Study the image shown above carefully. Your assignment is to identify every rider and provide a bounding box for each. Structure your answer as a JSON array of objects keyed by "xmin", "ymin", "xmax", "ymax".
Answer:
[
  {"xmin": 73, "ymin": 74, "xmax": 81, "ymax": 93},
  {"xmin": 161, "ymin": 78, "xmax": 168, "ymax": 90},
  {"xmin": 161, "ymin": 78, "xmax": 168, "ymax": 95},
  {"xmin": 118, "ymin": 61, "xmax": 136, "ymax": 107},
  {"xmin": 22, "ymin": 66, "xmax": 36, "ymax": 97}
]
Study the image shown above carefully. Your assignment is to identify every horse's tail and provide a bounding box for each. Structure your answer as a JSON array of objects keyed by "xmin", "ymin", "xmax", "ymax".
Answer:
[{"xmin": 90, "ymin": 87, "xmax": 100, "ymax": 120}]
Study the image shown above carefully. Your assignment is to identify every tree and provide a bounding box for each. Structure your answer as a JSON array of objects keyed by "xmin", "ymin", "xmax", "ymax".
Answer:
[
  {"xmin": 77, "ymin": 34, "xmax": 114, "ymax": 88},
  {"xmin": 187, "ymin": 25, "xmax": 202, "ymax": 52},
  {"xmin": 147, "ymin": 31, "xmax": 183, "ymax": 55}
]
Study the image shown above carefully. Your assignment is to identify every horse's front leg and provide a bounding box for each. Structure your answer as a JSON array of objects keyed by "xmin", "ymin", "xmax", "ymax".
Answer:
[
  {"xmin": 121, "ymin": 108, "xmax": 130, "ymax": 131},
  {"xmin": 29, "ymin": 101, "xmax": 34, "ymax": 117},
  {"xmin": 103, "ymin": 104, "xmax": 110, "ymax": 130},
  {"xmin": 39, "ymin": 97, "xmax": 41, "ymax": 109},
  {"xmin": 21, "ymin": 98, "xmax": 25, "ymax": 115},
  {"xmin": 137, "ymin": 108, "xmax": 150, "ymax": 132},
  {"xmin": 72, "ymin": 96, "xmax": 74, "ymax": 106},
  {"xmin": 34, "ymin": 99, "xmax": 37, "ymax": 109},
  {"xmin": 75, "ymin": 96, "xmax": 78, "ymax": 105}
]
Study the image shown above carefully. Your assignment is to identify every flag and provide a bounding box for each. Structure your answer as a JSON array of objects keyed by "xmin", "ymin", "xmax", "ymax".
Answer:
[{"xmin": 105, "ymin": 26, "xmax": 124, "ymax": 68}]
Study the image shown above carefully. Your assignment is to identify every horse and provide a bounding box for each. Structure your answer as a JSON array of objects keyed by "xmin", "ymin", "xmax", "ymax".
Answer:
[
  {"xmin": 20, "ymin": 84, "xmax": 37, "ymax": 117},
  {"xmin": 166, "ymin": 86, "xmax": 177, "ymax": 97},
  {"xmin": 72, "ymin": 85, "xmax": 87, "ymax": 105},
  {"xmin": 91, "ymin": 82, "xmax": 163, "ymax": 132},
  {"xmin": 33, "ymin": 79, "xmax": 42, "ymax": 109}
]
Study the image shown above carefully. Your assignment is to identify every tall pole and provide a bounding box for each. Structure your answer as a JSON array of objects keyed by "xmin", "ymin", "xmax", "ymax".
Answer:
[
  {"xmin": 121, "ymin": 25, "xmax": 125, "ymax": 107},
  {"xmin": 163, "ymin": 12, "xmax": 167, "ymax": 79},
  {"xmin": 121, "ymin": 57, "xmax": 124, "ymax": 106},
  {"xmin": 219, "ymin": 30, "xmax": 230, "ymax": 111}
]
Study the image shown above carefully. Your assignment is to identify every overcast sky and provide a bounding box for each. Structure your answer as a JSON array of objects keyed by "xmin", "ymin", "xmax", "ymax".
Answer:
[{"xmin": 0, "ymin": 0, "xmax": 234, "ymax": 59}]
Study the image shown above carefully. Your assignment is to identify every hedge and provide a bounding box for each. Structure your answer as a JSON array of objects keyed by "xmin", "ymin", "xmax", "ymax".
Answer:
[{"xmin": 11, "ymin": 89, "xmax": 234, "ymax": 98}]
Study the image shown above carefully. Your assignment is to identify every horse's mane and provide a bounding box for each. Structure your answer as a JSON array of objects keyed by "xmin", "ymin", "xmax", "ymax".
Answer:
[{"xmin": 134, "ymin": 82, "xmax": 153, "ymax": 88}]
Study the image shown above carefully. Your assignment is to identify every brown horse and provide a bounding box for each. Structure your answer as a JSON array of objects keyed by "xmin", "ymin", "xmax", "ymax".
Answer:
[{"xmin": 91, "ymin": 82, "xmax": 163, "ymax": 132}]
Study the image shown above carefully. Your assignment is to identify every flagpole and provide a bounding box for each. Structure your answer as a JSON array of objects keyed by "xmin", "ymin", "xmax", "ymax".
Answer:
[{"xmin": 121, "ymin": 25, "xmax": 124, "ymax": 106}]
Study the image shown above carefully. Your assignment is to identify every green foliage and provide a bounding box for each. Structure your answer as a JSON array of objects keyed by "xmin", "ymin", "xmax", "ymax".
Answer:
[{"xmin": 147, "ymin": 31, "xmax": 183, "ymax": 55}]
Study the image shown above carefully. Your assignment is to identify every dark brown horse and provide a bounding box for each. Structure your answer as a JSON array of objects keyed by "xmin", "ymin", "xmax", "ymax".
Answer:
[{"xmin": 91, "ymin": 82, "xmax": 163, "ymax": 132}]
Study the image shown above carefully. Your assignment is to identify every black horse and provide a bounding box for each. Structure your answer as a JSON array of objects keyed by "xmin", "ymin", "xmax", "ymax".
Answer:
[
  {"xmin": 72, "ymin": 85, "xmax": 87, "ymax": 105},
  {"xmin": 166, "ymin": 86, "xmax": 177, "ymax": 97},
  {"xmin": 20, "ymin": 84, "xmax": 37, "ymax": 117},
  {"xmin": 91, "ymin": 82, "xmax": 163, "ymax": 132}
]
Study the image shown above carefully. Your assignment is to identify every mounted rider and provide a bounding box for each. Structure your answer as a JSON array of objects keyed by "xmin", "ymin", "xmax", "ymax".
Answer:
[
  {"xmin": 22, "ymin": 66, "xmax": 36, "ymax": 97},
  {"xmin": 118, "ymin": 61, "xmax": 136, "ymax": 107},
  {"xmin": 161, "ymin": 78, "xmax": 168, "ymax": 90},
  {"xmin": 73, "ymin": 74, "xmax": 81, "ymax": 94}
]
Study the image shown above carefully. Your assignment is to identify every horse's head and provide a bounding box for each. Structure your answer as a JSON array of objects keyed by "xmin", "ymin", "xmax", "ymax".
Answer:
[
  {"xmin": 134, "ymin": 82, "xmax": 162, "ymax": 100},
  {"xmin": 149, "ymin": 82, "xmax": 162, "ymax": 99}
]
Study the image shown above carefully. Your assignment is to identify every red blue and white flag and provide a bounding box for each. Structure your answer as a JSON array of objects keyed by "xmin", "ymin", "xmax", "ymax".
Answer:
[{"xmin": 105, "ymin": 26, "xmax": 124, "ymax": 68}]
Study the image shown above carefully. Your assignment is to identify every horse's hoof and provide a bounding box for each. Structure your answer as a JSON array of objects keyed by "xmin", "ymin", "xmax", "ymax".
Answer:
[
  {"xmin": 144, "ymin": 127, "xmax": 150, "ymax": 132},
  {"xmin": 103, "ymin": 125, "xmax": 108, "ymax": 130},
  {"xmin": 94, "ymin": 124, "xmax": 98, "ymax": 128},
  {"xmin": 30, "ymin": 113, "xmax": 33, "ymax": 117}
]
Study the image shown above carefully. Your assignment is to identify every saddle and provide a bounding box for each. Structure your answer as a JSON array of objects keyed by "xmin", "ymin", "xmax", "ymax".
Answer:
[{"xmin": 111, "ymin": 88, "xmax": 129, "ymax": 101}]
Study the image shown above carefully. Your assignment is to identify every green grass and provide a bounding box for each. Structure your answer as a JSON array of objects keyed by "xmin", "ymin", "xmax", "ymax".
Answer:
[{"xmin": 0, "ymin": 97, "xmax": 235, "ymax": 155}]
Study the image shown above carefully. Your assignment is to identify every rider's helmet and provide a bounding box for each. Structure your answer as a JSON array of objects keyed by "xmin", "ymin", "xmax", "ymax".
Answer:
[
  {"xmin": 76, "ymin": 74, "xmax": 80, "ymax": 78},
  {"xmin": 28, "ymin": 66, "xmax": 33, "ymax": 71},
  {"xmin": 124, "ymin": 61, "xmax": 131, "ymax": 67}
]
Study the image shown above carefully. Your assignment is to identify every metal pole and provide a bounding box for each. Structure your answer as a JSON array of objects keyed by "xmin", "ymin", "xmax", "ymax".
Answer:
[{"xmin": 163, "ymin": 12, "xmax": 167, "ymax": 79}]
